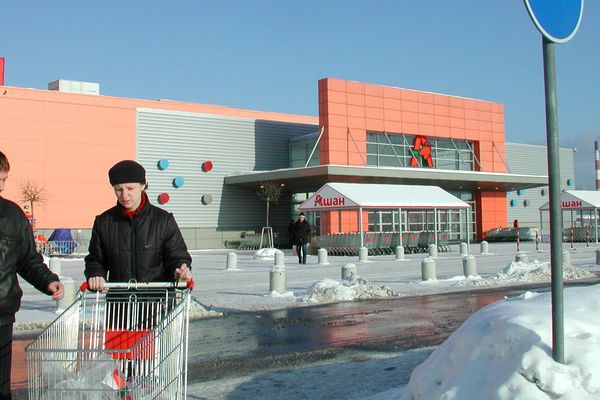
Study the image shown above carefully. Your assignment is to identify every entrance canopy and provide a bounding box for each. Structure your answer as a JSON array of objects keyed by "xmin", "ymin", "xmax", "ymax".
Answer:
[
  {"xmin": 298, "ymin": 182, "xmax": 470, "ymax": 212},
  {"xmin": 539, "ymin": 190, "xmax": 600, "ymax": 243},
  {"xmin": 539, "ymin": 190, "xmax": 600, "ymax": 211}
]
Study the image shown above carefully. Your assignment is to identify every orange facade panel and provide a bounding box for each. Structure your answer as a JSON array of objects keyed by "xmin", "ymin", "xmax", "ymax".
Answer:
[{"xmin": 318, "ymin": 77, "xmax": 508, "ymax": 239}]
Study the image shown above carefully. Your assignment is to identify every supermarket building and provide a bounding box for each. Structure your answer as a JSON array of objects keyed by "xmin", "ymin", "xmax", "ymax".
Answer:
[{"xmin": 0, "ymin": 67, "xmax": 575, "ymax": 249}]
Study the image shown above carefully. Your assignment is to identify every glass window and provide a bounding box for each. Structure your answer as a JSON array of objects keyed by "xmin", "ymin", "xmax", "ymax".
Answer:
[{"xmin": 366, "ymin": 132, "xmax": 474, "ymax": 171}]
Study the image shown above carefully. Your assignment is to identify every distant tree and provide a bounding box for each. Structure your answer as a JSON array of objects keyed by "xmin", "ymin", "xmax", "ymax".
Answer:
[
  {"xmin": 19, "ymin": 180, "xmax": 48, "ymax": 229},
  {"xmin": 257, "ymin": 181, "xmax": 283, "ymax": 227}
]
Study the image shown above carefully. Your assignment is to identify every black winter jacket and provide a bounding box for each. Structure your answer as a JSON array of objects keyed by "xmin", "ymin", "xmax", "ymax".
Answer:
[
  {"xmin": 0, "ymin": 197, "xmax": 59, "ymax": 325},
  {"xmin": 294, "ymin": 220, "xmax": 311, "ymax": 245},
  {"xmin": 84, "ymin": 198, "xmax": 192, "ymax": 283}
]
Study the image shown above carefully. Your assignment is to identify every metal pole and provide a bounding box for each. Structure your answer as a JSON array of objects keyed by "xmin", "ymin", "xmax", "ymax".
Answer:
[
  {"xmin": 594, "ymin": 208, "xmax": 598, "ymax": 243},
  {"xmin": 359, "ymin": 207, "xmax": 364, "ymax": 248},
  {"xmin": 543, "ymin": 37, "xmax": 564, "ymax": 364},
  {"xmin": 398, "ymin": 208, "xmax": 403, "ymax": 247},
  {"xmin": 434, "ymin": 208, "xmax": 438, "ymax": 247}
]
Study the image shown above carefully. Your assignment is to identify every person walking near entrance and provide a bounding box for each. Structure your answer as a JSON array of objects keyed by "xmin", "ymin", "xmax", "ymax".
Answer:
[
  {"xmin": 294, "ymin": 213, "xmax": 311, "ymax": 264},
  {"xmin": 0, "ymin": 150, "xmax": 64, "ymax": 400}
]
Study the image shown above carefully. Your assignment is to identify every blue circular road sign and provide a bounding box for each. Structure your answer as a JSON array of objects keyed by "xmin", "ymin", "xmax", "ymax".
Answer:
[{"xmin": 524, "ymin": 0, "xmax": 584, "ymax": 43}]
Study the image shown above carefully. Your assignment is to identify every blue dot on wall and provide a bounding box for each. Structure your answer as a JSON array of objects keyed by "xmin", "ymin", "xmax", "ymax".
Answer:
[
  {"xmin": 510, "ymin": 199, "xmax": 517, "ymax": 207},
  {"xmin": 173, "ymin": 176, "xmax": 185, "ymax": 188},
  {"xmin": 157, "ymin": 159, "xmax": 169, "ymax": 170},
  {"xmin": 517, "ymin": 189, "xmax": 524, "ymax": 196},
  {"xmin": 567, "ymin": 178, "xmax": 573, "ymax": 186}
]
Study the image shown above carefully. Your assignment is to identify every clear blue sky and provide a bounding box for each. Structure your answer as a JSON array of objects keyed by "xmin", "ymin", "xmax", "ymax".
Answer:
[{"xmin": 2, "ymin": 2, "xmax": 599, "ymax": 183}]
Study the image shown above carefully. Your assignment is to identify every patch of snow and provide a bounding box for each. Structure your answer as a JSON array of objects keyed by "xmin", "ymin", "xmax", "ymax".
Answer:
[
  {"xmin": 457, "ymin": 259, "xmax": 594, "ymax": 287},
  {"xmin": 253, "ymin": 247, "xmax": 280, "ymax": 260},
  {"xmin": 301, "ymin": 276, "xmax": 399, "ymax": 304},
  {"xmin": 400, "ymin": 285, "xmax": 600, "ymax": 400}
]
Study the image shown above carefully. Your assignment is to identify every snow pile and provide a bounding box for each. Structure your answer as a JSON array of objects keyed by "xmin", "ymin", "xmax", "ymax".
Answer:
[
  {"xmin": 253, "ymin": 247, "xmax": 279, "ymax": 260},
  {"xmin": 189, "ymin": 297, "xmax": 223, "ymax": 319},
  {"xmin": 301, "ymin": 277, "xmax": 399, "ymax": 304},
  {"xmin": 458, "ymin": 259, "xmax": 594, "ymax": 287},
  {"xmin": 401, "ymin": 285, "xmax": 600, "ymax": 400},
  {"xmin": 14, "ymin": 321, "xmax": 51, "ymax": 330}
]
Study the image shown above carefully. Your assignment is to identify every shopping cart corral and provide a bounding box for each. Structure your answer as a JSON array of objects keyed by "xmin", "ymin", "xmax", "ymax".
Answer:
[{"xmin": 26, "ymin": 281, "xmax": 193, "ymax": 400}]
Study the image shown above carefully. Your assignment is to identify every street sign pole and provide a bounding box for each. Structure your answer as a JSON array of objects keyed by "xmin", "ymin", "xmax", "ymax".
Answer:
[
  {"xmin": 542, "ymin": 36, "xmax": 564, "ymax": 363},
  {"xmin": 524, "ymin": 0, "xmax": 583, "ymax": 364}
]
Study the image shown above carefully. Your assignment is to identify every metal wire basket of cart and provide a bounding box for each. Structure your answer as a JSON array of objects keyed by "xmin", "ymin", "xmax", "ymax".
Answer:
[{"xmin": 26, "ymin": 280, "xmax": 194, "ymax": 400}]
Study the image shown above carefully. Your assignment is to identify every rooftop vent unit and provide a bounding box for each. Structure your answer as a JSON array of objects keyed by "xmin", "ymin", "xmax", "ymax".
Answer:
[{"xmin": 48, "ymin": 79, "xmax": 100, "ymax": 95}]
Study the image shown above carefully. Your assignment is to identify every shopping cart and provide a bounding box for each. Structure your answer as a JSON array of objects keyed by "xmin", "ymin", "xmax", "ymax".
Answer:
[{"xmin": 26, "ymin": 280, "xmax": 194, "ymax": 400}]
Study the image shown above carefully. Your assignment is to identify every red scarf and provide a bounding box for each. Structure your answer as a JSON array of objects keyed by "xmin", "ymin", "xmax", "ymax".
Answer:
[{"xmin": 122, "ymin": 192, "xmax": 147, "ymax": 220}]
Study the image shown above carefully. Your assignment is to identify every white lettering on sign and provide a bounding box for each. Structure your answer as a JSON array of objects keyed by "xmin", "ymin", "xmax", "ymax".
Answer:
[
  {"xmin": 314, "ymin": 194, "xmax": 346, "ymax": 207},
  {"xmin": 562, "ymin": 200, "xmax": 582, "ymax": 208}
]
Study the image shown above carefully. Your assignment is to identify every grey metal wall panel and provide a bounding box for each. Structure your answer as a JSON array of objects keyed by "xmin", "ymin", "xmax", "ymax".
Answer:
[
  {"xmin": 506, "ymin": 142, "xmax": 576, "ymax": 228},
  {"xmin": 137, "ymin": 108, "xmax": 316, "ymax": 237}
]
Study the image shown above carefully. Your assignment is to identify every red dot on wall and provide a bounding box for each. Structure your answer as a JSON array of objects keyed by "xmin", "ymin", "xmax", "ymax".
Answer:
[
  {"xmin": 158, "ymin": 193, "xmax": 170, "ymax": 205},
  {"xmin": 202, "ymin": 160, "xmax": 213, "ymax": 172}
]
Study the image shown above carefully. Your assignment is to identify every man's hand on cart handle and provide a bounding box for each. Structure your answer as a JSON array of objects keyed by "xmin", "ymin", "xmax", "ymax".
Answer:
[
  {"xmin": 175, "ymin": 263, "xmax": 192, "ymax": 282},
  {"xmin": 47, "ymin": 281, "xmax": 64, "ymax": 300},
  {"xmin": 88, "ymin": 276, "xmax": 106, "ymax": 291}
]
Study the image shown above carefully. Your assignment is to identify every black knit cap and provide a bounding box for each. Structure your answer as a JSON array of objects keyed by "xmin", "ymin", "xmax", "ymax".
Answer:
[{"xmin": 108, "ymin": 160, "xmax": 146, "ymax": 185}]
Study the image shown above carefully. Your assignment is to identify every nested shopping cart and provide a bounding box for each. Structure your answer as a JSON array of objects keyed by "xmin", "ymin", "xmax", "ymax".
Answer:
[{"xmin": 26, "ymin": 281, "xmax": 194, "ymax": 400}]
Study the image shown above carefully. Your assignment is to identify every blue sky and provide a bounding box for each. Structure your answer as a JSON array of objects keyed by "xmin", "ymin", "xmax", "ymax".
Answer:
[{"xmin": 2, "ymin": 1, "xmax": 599, "ymax": 185}]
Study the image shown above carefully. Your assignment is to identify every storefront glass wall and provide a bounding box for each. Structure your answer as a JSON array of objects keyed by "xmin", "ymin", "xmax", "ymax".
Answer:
[{"xmin": 366, "ymin": 132, "xmax": 475, "ymax": 171}]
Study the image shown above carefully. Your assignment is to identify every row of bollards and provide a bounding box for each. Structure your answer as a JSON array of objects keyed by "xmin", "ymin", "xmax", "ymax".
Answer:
[
  {"xmin": 421, "ymin": 255, "xmax": 478, "ymax": 281},
  {"xmin": 229, "ymin": 238, "xmax": 572, "ymax": 293}
]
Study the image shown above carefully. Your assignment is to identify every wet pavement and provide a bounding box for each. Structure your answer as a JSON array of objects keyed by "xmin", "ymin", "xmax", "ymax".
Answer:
[
  {"xmin": 185, "ymin": 280, "xmax": 593, "ymax": 382},
  {"xmin": 11, "ymin": 277, "xmax": 600, "ymax": 398}
]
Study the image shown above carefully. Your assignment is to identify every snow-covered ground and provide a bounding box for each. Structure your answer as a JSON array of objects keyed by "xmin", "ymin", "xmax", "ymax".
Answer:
[{"xmin": 14, "ymin": 241, "xmax": 600, "ymax": 399}]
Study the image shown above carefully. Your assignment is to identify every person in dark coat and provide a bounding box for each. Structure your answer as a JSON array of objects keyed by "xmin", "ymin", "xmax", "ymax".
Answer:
[
  {"xmin": 0, "ymin": 150, "xmax": 64, "ymax": 400},
  {"xmin": 294, "ymin": 213, "xmax": 311, "ymax": 264},
  {"xmin": 84, "ymin": 160, "xmax": 192, "ymax": 291}
]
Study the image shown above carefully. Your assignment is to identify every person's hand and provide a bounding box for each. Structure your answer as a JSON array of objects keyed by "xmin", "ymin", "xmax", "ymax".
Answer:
[
  {"xmin": 47, "ymin": 281, "xmax": 64, "ymax": 300},
  {"xmin": 88, "ymin": 276, "xmax": 106, "ymax": 291},
  {"xmin": 174, "ymin": 263, "xmax": 192, "ymax": 282}
]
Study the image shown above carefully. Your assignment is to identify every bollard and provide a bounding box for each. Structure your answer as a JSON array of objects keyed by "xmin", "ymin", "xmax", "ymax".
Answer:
[
  {"xmin": 359, "ymin": 247, "xmax": 368, "ymax": 262},
  {"xmin": 318, "ymin": 248, "xmax": 329, "ymax": 265},
  {"xmin": 56, "ymin": 277, "xmax": 77, "ymax": 311},
  {"xmin": 269, "ymin": 267, "xmax": 287, "ymax": 294},
  {"xmin": 480, "ymin": 240, "xmax": 489, "ymax": 254},
  {"xmin": 459, "ymin": 242, "xmax": 468, "ymax": 256},
  {"xmin": 395, "ymin": 245, "xmax": 405, "ymax": 261},
  {"xmin": 226, "ymin": 252, "xmax": 238, "ymax": 270},
  {"xmin": 562, "ymin": 250, "xmax": 570, "ymax": 267},
  {"xmin": 463, "ymin": 255, "xmax": 477, "ymax": 277},
  {"xmin": 515, "ymin": 252, "xmax": 529, "ymax": 263},
  {"xmin": 595, "ymin": 249, "xmax": 600, "ymax": 266},
  {"xmin": 428, "ymin": 244, "xmax": 438, "ymax": 258},
  {"xmin": 341, "ymin": 263, "xmax": 358, "ymax": 280},
  {"xmin": 421, "ymin": 257, "xmax": 436, "ymax": 281},
  {"xmin": 274, "ymin": 250, "xmax": 285, "ymax": 267},
  {"xmin": 49, "ymin": 258, "xmax": 62, "ymax": 276}
]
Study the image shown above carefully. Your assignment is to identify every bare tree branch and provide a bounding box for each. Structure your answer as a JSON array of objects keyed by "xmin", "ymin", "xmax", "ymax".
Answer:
[
  {"xmin": 19, "ymin": 180, "xmax": 49, "ymax": 228},
  {"xmin": 257, "ymin": 181, "xmax": 282, "ymax": 227}
]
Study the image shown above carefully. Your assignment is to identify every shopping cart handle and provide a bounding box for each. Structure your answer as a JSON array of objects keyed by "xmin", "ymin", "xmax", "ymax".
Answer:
[{"xmin": 80, "ymin": 279, "xmax": 194, "ymax": 292}]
